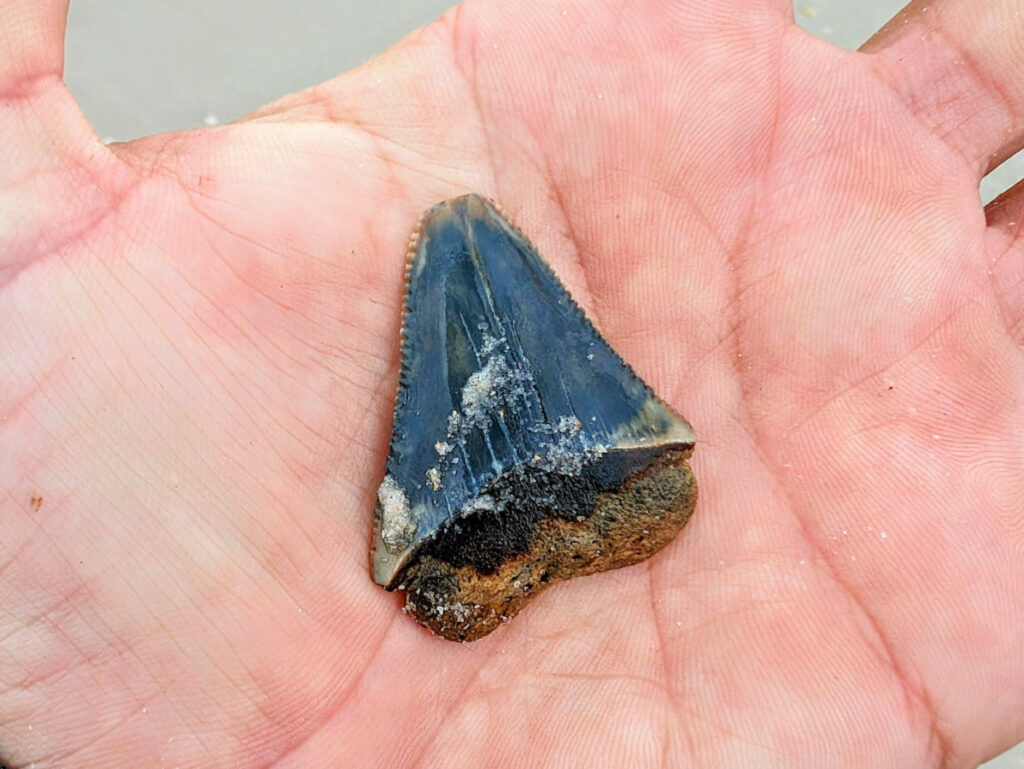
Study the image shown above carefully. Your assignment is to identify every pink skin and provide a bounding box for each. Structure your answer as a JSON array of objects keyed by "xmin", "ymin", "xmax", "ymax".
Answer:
[{"xmin": 2, "ymin": 0, "xmax": 1023, "ymax": 766}]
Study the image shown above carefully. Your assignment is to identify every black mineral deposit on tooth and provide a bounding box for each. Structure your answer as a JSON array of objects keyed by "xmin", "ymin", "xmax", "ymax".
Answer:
[{"xmin": 372, "ymin": 193, "xmax": 697, "ymax": 641}]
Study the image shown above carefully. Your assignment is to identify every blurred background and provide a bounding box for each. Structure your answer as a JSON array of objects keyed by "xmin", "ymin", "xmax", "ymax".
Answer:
[{"xmin": 62, "ymin": 2, "xmax": 1023, "ymax": 766}]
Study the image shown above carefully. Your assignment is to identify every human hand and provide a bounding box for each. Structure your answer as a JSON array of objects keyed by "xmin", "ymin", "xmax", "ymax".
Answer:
[{"xmin": 2, "ymin": 0, "xmax": 1022, "ymax": 766}]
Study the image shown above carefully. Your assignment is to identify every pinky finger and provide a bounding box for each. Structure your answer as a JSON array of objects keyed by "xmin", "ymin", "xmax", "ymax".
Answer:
[
  {"xmin": 0, "ymin": 0, "xmax": 69, "ymax": 93},
  {"xmin": 0, "ymin": 0, "xmax": 115, "ymax": 289}
]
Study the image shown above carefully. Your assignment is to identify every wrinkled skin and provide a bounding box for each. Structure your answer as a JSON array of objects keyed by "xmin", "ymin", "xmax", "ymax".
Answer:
[{"xmin": 2, "ymin": 0, "xmax": 1023, "ymax": 766}]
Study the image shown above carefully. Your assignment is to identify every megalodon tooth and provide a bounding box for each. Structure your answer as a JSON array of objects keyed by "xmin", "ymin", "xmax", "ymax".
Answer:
[{"xmin": 373, "ymin": 194, "xmax": 697, "ymax": 642}]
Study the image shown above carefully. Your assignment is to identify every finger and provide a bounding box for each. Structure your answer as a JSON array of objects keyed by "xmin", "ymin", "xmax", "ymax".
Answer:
[
  {"xmin": 985, "ymin": 179, "xmax": 1024, "ymax": 343},
  {"xmin": 0, "ymin": 1, "xmax": 115, "ymax": 288},
  {"xmin": 861, "ymin": 0, "xmax": 1024, "ymax": 176},
  {"xmin": 0, "ymin": 0, "xmax": 82, "ymax": 168},
  {"xmin": 0, "ymin": 0, "xmax": 68, "ymax": 93}
]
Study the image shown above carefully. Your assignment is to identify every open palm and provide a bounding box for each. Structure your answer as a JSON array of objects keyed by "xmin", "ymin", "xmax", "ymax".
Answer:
[{"xmin": 2, "ymin": 0, "xmax": 1023, "ymax": 766}]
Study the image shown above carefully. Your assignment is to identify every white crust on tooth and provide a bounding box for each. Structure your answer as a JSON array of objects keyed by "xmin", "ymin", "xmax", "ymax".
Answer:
[{"xmin": 377, "ymin": 475, "xmax": 417, "ymax": 553}]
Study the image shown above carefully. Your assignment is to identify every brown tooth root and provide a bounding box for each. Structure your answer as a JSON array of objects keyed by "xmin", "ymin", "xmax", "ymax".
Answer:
[{"xmin": 404, "ymin": 449, "xmax": 696, "ymax": 642}]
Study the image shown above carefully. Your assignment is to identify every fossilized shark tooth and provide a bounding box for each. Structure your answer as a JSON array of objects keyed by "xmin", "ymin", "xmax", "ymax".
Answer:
[{"xmin": 372, "ymin": 194, "xmax": 697, "ymax": 642}]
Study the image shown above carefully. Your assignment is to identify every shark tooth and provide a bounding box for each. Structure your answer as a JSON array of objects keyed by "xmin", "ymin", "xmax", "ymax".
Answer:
[{"xmin": 373, "ymin": 194, "xmax": 697, "ymax": 642}]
